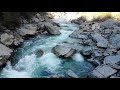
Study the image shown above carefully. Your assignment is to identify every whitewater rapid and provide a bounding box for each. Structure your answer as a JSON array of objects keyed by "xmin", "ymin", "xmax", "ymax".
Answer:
[{"xmin": 0, "ymin": 14, "xmax": 94, "ymax": 78}]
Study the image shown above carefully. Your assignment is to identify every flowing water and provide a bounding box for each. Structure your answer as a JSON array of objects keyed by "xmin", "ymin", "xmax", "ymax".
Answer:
[{"xmin": 0, "ymin": 15, "xmax": 94, "ymax": 78}]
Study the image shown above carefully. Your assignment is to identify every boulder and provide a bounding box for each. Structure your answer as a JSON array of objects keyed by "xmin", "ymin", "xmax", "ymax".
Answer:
[
  {"xmin": 35, "ymin": 49, "xmax": 44, "ymax": 57},
  {"xmin": 17, "ymin": 24, "xmax": 37, "ymax": 36},
  {"xmin": 89, "ymin": 65, "xmax": 117, "ymax": 78},
  {"xmin": 0, "ymin": 33, "xmax": 14, "ymax": 46},
  {"xmin": 103, "ymin": 55, "xmax": 120, "ymax": 69},
  {"xmin": 111, "ymin": 34, "xmax": 120, "ymax": 49},
  {"xmin": 65, "ymin": 70, "xmax": 79, "ymax": 78},
  {"xmin": 0, "ymin": 43, "xmax": 13, "ymax": 67},
  {"xmin": 69, "ymin": 30, "xmax": 87, "ymax": 39},
  {"xmin": 100, "ymin": 19, "xmax": 119, "ymax": 29},
  {"xmin": 52, "ymin": 45, "xmax": 76, "ymax": 58},
  {"xmin": 90, "ymin": 33, "xmax": 108, "ymax": 48},
  {"xmin": 44, "ymin": 22, "xmax": 61, "ymax": 35}
]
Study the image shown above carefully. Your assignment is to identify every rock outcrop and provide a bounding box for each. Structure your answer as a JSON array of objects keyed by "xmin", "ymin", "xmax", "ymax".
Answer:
[{"xmin": 0, "ymin": 43, "xmax": 13, "ymax": 67}]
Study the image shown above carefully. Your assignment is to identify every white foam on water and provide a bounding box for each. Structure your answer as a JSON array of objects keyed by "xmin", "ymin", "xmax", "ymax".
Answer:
[
  {"xmin": 0, "ymin": 62, "xmax": 31, "ymax": 78},
  {"xmin": 39, "ymin": 52, "xmax": 62, "ymax": 73},
  {"xmin": 72, "ymin": 53, "xmax": 84, "ymax": 62}
]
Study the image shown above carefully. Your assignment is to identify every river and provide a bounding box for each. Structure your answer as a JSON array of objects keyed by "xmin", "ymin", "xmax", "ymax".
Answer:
[{"xmin": 0, "ymin": 14, "xmax": 94, "ymax": 78}]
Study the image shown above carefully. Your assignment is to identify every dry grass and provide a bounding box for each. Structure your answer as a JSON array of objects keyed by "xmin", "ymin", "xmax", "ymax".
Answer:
[{"xmin": 78, "ymin": 12, "xmax": 120, "ymax": 21}]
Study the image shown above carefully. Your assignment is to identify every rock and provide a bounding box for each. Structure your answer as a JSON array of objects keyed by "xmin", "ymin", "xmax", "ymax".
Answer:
[
  {"xmin": 103, "ymin": 55, "xmax": 120, "ymax": 69},
  {"xmin": 110, "ymin": 76, "xmax": 120, "ymax": 78},
  {"xmin": 69, "ymin": 30, "xmax": 87, "ymax": 39},
  {"xmin": 13, "ymin": 32, "xmax": 24, "ymax": 46},
  {"xmin": 116, "ymin": 70, "xmax": 120, "ymax": 77},
  {"xmin": 44, "ymin": 22, "xmax": 61, "ymax": 35},
  {"xmin": 93, "ymin": 50, "xmax": 103, "ymax": 57},
  {"xmin": 100, "ymin": 19, "xmax": 118, "ymax": 29},
  {"xmin": 52, "ymin": 45, "xmax": 76, "ymax": 58},
  {"xmin": 66, "ymin": 70, "xmax": 79, "ymax": 78},
  {"xmin": 111, "ymin": 34, "xmax": 120, "ymax": 49},
  {"xmin": 92, "ymin": 23, "xmax": 100, "ymax": 30},
  {"xmin": 0, "ymin": 33, "xmax": 14, "ymax": 46},
  {"xmin": 113, "ymin": 26, "xmax": 120, "ymax": 34},
  {"xmin": 37, "ymin": 22, "xmax": 45, "ymax": 30},
  {"xmin": 51, "ymin": 75, "xmax": 61, "ymax": 78},
  {"xmin": 103, "ymin": 48, "xmax": 116, "ymax": 56},
  {"xmin": 90, "ymin": 33, "xmax": 108, "ymax": 48},
  {"xmin": 89, "ymin": 65, "xmax": 117, "ymax": 78},
  {"xmin": 17, "ymin": 24, "xmax": 37, "ymax": 36},
  {"xmin": 117, "ymin": 50, "xmax": 120, "ymax": 55},
  {"xmin": 35, "ymin": 49, "xmax": 44, "ymax": 57},
  {"xmin": 82, "ymin": 46, "xmax": 92, "ymax": 56},
  {"xmin": 87, "ymin": 58, "xmax": 101, "ymax": 66},
  {"xmin": 0, "ymin": 43, "xmax": 13, "ymax": 67}
]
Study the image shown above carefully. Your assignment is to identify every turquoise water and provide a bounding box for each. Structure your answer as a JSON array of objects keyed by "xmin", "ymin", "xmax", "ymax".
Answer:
[{"xmin": 0, "ymin": 18, "xmax": 94, "ymax": 78}]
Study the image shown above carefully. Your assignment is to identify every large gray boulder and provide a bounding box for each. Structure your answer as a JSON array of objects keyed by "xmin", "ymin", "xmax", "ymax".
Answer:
[
  {"xmin": 69, "ymin": 30, "xmax": 87, "ymax": 39},
  {"xmin": 0, "ymin": 33, "xmax": 14, "ymax": 46},
  {"xmin": 0, "ymin": 43, "xmax": 13, "ymax": 67},
  {"xmin": 44, "ymin": 22, "xmax": 61, "ymax": 35},
  {"xmin": 90, "ymin": 33, "xmax": 108, "ymax": 48},
  {"xmin": 89, "ymin": 65, "xmax": 117, "ymax": 78},
  {"xmin": 17, "ymin": 24, "xmax": 37, "ymax": 36},
  {"xmin": 111, "ymin": 34, "xmax": 120, "ymax": 49},
  {"xmin": 52, "ymin": 45, "xmax": 76, "ymax": 58},
  {"xmin": 104, "ymin": 55, "xmax": 120, "ymax": 69}
]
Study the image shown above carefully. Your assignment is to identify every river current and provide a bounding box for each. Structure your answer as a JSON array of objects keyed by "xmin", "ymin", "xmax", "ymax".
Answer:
[{"xmin": 0, "ymin": 15, "xmax": 94, "ymax": 78}]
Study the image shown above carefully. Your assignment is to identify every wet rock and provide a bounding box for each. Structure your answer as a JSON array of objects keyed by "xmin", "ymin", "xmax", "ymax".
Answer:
[
  {"xmin": 44, "ymin": 22, "xmax": 61, "ymax": 35},
  {"xmin": 90, "ymin": 33, "xmax": 108, "ymax": 48},
  {"xmin": 52, "ymin": 45, "xmax": 76, "ymax": 58},
  {"xmin": 0, "ymin": 33, "xmax": 14, "ymax": 46},
  {"xmin": 17, "ymin": 24, "xmax": 37, "ymax": 36},
  {"xmin": 35, "ymin": 49, "xmax": 44, "ymax": 57},
  {"xmin": 103, "ymin": 55, "xmax": 120, "ymax": 69},
  {"xmin": 65, "ymin": 70, "xmax": 79, "ymax": 78},
  {"xmin": 0, "ymin": 43, "xmax": 13, "ymax": 67},
  {"xmin": 111, "ymin": 34, "xmax": 120, "ymax": 49},
  {"xmin": 89, "ymin": 65, "xmax": 117, "ymax": 78}
]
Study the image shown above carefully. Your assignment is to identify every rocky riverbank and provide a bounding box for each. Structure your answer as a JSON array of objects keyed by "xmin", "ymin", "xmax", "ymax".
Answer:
[
  {"xmin": 1, "ymin": 12, "xmax": 120, "ymax": 78},
  {"xmin": 70, "ymin": 17, "xmax": 120, "ymax": 78},
  {"xmin": 0, "ymin": 12, "xmax": 60, "ymax": 69}
]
